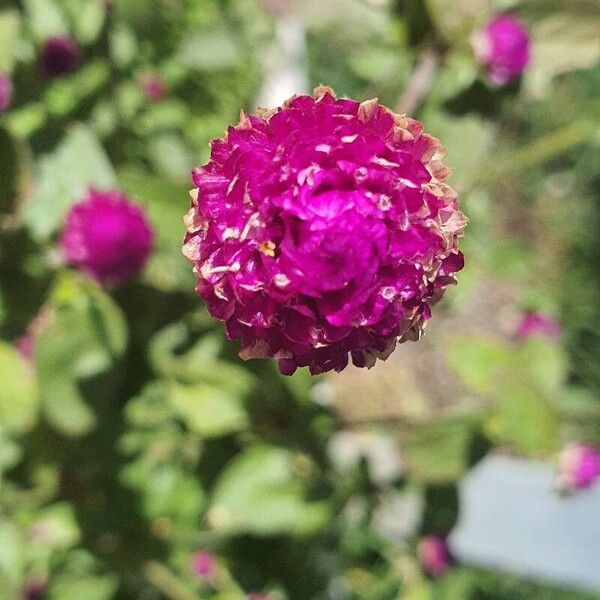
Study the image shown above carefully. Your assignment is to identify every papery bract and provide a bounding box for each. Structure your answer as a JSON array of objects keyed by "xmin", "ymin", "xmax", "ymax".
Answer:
[
  {"xmin": 556, "ymin": 444, "xmax": 600, "ymax": 493},
  {"xmin": 472, "ymin": 15, "xmax": 530, "ymax": 85},
  {"xmin": 184, "ymin": 87, "xmax": 466, "ymax": 375},
  {"xmin": 61, "ymin": 189, "xmax": 154, "ymax": 286}
]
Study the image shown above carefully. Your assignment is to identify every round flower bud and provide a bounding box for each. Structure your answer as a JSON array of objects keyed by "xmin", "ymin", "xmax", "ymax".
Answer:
[
  {"xmin": 141, "ymin": 74, "xmax": 168, "ymax": 102},
  {"xmin": 191, "ymin": 552, "xmax": 217, "ymax": 580},
  {"xmin": 0, "ymin": 73, "xmax": 13, "ymax": 112},
  {"xmin": 22, "ymin": 577, "xmax": 46, "ymax": 600},
  {"xmin": 417, "ymin": 535, "xmax": 452, "ymax": 578},
  {"xmin": 472, "ymin": 15, "xmax": 530, "ymax": 86},
  {"xmin": 40, "ymin": 36, "xmax": 80, "ymax": 78},
  {"xmin": 184, "ymin": 87, "xmax": 466, "ymax": 375},
  {"xmin": 61, "ymin": 189, "xmax": 154, "ymax": 286},
  {"xmin": 515, "ymin": 312, "xmax": 560, "ymax": 341},
  {"xmin": 556, "ymin": 444, "xmax": 600, "ymax": 493}
]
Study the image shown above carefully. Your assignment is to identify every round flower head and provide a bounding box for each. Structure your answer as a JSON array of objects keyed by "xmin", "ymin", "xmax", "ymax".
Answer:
[
  {"xmin": 61, "ymin": 189, "xmax": 154, "ymax": 286},
  {"xmin": 472, "ymin": 15, "xmax": 530, "ymax": 85},
  {"xmin": 141, "ymin": 74, "xmax": 168, "ymax": 102},
  {"xmin": 40, "ymin": 36, "xmax": 80, "ymax": 78},
  {"xmin": 191, "ymin": 552, "xmax": 217, "ymax": 580},
  {"xmin": 417, "ymin": 536, "xmax": 452, "ymax": 578},
  {"xmin": 515, "ymin": 312, "xmax": 560, "ymax": 341},
  {"xmin": 183, "ymin": 87, "xmax": 466, "ymax": 375},
  {"xmin": 0, "ymin": 73, "xmax": 12, "ymax": 112},
  {"xmin": 556, "ymin": 444, "xmax": 600, "ymax": 493}
]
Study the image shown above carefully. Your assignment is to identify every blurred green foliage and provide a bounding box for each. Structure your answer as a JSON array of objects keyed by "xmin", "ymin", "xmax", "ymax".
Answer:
[{"xmin": 0, "ymin": 0, "xmax": 599, "ymax": 599}]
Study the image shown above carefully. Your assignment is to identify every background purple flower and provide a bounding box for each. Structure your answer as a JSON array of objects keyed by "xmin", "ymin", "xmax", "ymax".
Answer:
[
  {"xmin": 40, "ymin": 36, "xmax": 80, "ymax": 78},
  {"xmin": 472, "ymin": 15, "xmax": 531, "ymax": 85},
  {"xmin": 515, "ymin": 312, "xmax": 560, "ymax": 341},
  {"xmin": 191, "ymin": 551, "xmax": 217, "ymax": 580},
  {"xmin": 141, "ymin": 74, "xmax": 168, "ymax": 102},
  {"xmin": 183, "ymin": 87, "xmax": 466, "ymax": 375},
  {"xmin": 417, "ymin": 536, "xmax": 452, "ymax": 577},
  {"xmin": 61, "ymin": 189, "xmax": 154, "ymax": 286},
  {"xmin": 0, "ymin": 73, "xmax": 12, "ymax": 112},
  {"xmin": 556, "ymin": 444, "xmax": 600, "ymax": 493}
]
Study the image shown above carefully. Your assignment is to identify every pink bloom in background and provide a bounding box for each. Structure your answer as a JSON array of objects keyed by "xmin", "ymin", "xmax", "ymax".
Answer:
[
  {"xmin": 417, "ymin": 535, "xmax": 452, "ymax": 577},
  {"xmin": 0, "ymin": 73, "xmax": 12, "ymax": 112},
  {"xmin": 183, "ymin": 87, "xmax": 466, "ymax": 375},
  {"xmin": 191, "ymin": 551, "xmax": 217, "ymax": 580},
  {"xmin": 141, "ymin": 74, "xmax": 168, "ymax": 102},
  {"xmin": 16, "ymin": 333, "xmax": 35, "ymax": 362},
  {"xmin": 61, "ymin": 189, "xmax": 154, "ymax": 286},
  {"xmin": 40, "ymin": 36, "xmax": 80, "ymax": 78},
  {"xmin": 556, "ymin": 444, "xmax": 600, "ymax": 493},
  {"xmin": 22, "ymin": 577, "xmax": 46, "ymax": 600},
  {"xmin": 472, "ymin": 15, "xmax": 530, "ymax": 85},
  {"xmin": 515, "ymin": 312, "xmax": 560, "ymax": 341}
]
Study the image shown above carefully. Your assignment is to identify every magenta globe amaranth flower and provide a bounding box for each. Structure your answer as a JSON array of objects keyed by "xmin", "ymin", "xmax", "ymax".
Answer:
[
  {"xmin": 61, "ymin": 189, "xmax": 154, "ymax": 286},
  {"xmin": 40, "ymin": 36, "xmax": 80, "ymax": 78},
  {"xmin": 556, "ymin": 444, "xmax": 600, "ymax": 493},
  {"xmin": 515, "ymin": 311, "xmax": 560, "ymax": 341},
  {"xmin": 183, "ymin": 87, "xmax": 466, "ymax": 375},
  {"xmin": 417, "ymin": 536, "xmax": 452, "ymax": 577},
  {"xmin": 472, "ymin": 15, "xmax": 530, "ymax": 85},
  {"xmin": 141, "ymin": 74, "xmax": 168, "ymax": 102},
  {"xmin": 0, "ymin": 73, "xmax": 12, "ymax": 112},
  {"xmin": 191, "ymin": 551, "xmax": 217, "ymax": 580}
]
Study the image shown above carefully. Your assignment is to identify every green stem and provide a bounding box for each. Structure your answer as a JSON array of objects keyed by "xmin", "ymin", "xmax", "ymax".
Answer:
[{"xmin": 144, "ymin": 562, "xmax": 200, "ymax": 600}]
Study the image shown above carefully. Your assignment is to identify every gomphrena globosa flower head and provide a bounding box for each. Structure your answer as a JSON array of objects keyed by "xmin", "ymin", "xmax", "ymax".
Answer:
[
  {"xmin": 472, "ymin": 15, "xmax": 530, "ymax": 86},
  {"xmin": 417, "ymin": 535, "xmax": 452, "ymax": 578},
  {"xmin": 40, "ymin": 36, "xmax": 80, "ymax": 78},
  {"xmin": 515, "ymin": 311, "xmax": 560, "ymax": 341},
  {"xmin": 556, "ymin": 444, "xmax": 600, "ymax": 494},
  {"xmin": 191, "ymin": 551, "xmax": 217, "ymax": 580},
  {"xmin": 140, "ymin": 73, "xmax": 168, "ymax": 102},
  {"xmin": 61, "ymin": 189, "xmax": 154, "ymax": 286},
  {"xmin": 0, "ymin": 73, "xmax": 12, "ymax": 112},
  {"xmin": 184, "ymin": 87, "xmax": 466, "ymax": 375}
]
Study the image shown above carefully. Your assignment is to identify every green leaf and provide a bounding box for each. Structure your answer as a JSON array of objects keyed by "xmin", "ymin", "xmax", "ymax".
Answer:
[
  {"xmin": 209, "ymin": 445, "xmax": 331, "ymax": 535},
  {"xmin": 514, "ymin": 337, "xmax": 568, "ymax": 395},
  {"xmin": 0, "ymin": 9, "xmax": 21, "ymax": 72},
  {"xmin": 31, "ymin": 503, "xmax": 80, "ymax": 550},
  {"xmin": 117, "ymin": 168, "xmax": 191, "ymax": 292},
  {"xmin": 24, "ymin": 125, "xmax": 116, "ymax": 242},
  {"xmin": 425, "ymin": 0, "xmax": 489, "ymax": 42},
  {"xmin": 49, "ymin": 575, "xmax": 118, "ymax": 600},
  {"xmin": 490, "ymin": 378, "xmax": 558, "ymax": 455},
  {"xmin": 179, "ymin": 30, "xmax": 241, "ymax": 71},
  {"xmin": 446, "ymin": 335, "xmax": 508, "ymax": 397},
  {"xmin": 63, "ymin": 0, "xmax": 106, "ymax": 44},
  {"xmin": 169, "ymin": 382, "xmax": 248, "ymax": 438},
  {"xmin": 23, "ymin": 0, "xmax": 67, "ymax": 41},
  {"xmin": 36, "ymin": 276, "xmax": 127, "ymax": 437},
  {"xmin": 397, "ymin": 418, "xmax": 475, "ymax": 483},
  {"xmin": 0, "ymin": 342, "xmax": 38, "ymax": 434}
]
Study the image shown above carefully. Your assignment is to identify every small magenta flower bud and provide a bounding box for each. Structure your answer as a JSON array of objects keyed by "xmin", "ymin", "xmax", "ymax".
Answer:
[
  {"xmin": 472, "ymin": 15, "xmax": 530, "ymax": 85},
  {"xmin": 515, "ymin": 312, "xmax": 560, "ymax": 341},
  {"xmin": 191, "ymin": 552, "xmax": 217, "ymax": 580},
  {"xmin": 556, "ymin": 444, "xmax": 600, "ymax": 493},
  {"xmin": 417, "ymin": 536, "xmax": 452, "ymax": 577},
  {"xmin": 61, "ymin": 189, "xmax": 154, "ymax": 286},
  {"xmin": 40, "ymin": 36, "xmax": 80, "ymax": 78},
  {"xmin": 183, "ymin": 87, "xmax": 466, "ymax": 375},
  {"xmin": 22, "ymin": 577, "xmax": 46, "ymax": 600},
  {"xmin": 140, "ymin": 74, "xmax": 168, "ymax": 102},
  {"xmin": 0, "ymin": 73, "xmax": 12, "ymax": 112}
]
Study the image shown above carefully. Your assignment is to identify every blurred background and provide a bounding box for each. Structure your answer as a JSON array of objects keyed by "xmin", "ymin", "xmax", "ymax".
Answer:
[{"xmin": 0, "ymin": 0, "xmax": 599, "ymax": 598}]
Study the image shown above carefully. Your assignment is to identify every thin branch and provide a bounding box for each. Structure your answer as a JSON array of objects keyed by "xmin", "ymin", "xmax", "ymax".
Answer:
[{"xmin": 396, "ymin": 49, "xmax": 438, "ymax": 115}]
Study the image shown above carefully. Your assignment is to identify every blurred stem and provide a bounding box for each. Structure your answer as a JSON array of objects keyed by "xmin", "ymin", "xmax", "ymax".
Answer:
[
  {"xmin": 396, "ymin": 49, "xmax": 438, "ymax": 115},
  {"xmin": 144, "ymin": 562, "xmax": 199, "ymax": 600},
  {"xmin": 476, "ymin": 120, "xmax": 594, "ymax": 185}
]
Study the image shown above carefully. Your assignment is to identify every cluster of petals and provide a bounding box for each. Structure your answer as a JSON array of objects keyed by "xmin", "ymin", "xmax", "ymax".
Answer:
[
  {"xmin": 61, "ymin": 189, "xmax": 154, "ymax": 286},
  {"xmin": 556, "ymin": 444, "xmax": 600, "ymax": 493},
  {"xmin": 472, "ymin": 15, "xmax": 531, "ymax": 86},
  {"xmin": 417, "ymin": 535, "xmax": 452, "ymax": 577},
  {"xmin": 184, "ymin": 87, "xmax": 466, "ymax": 375}
]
